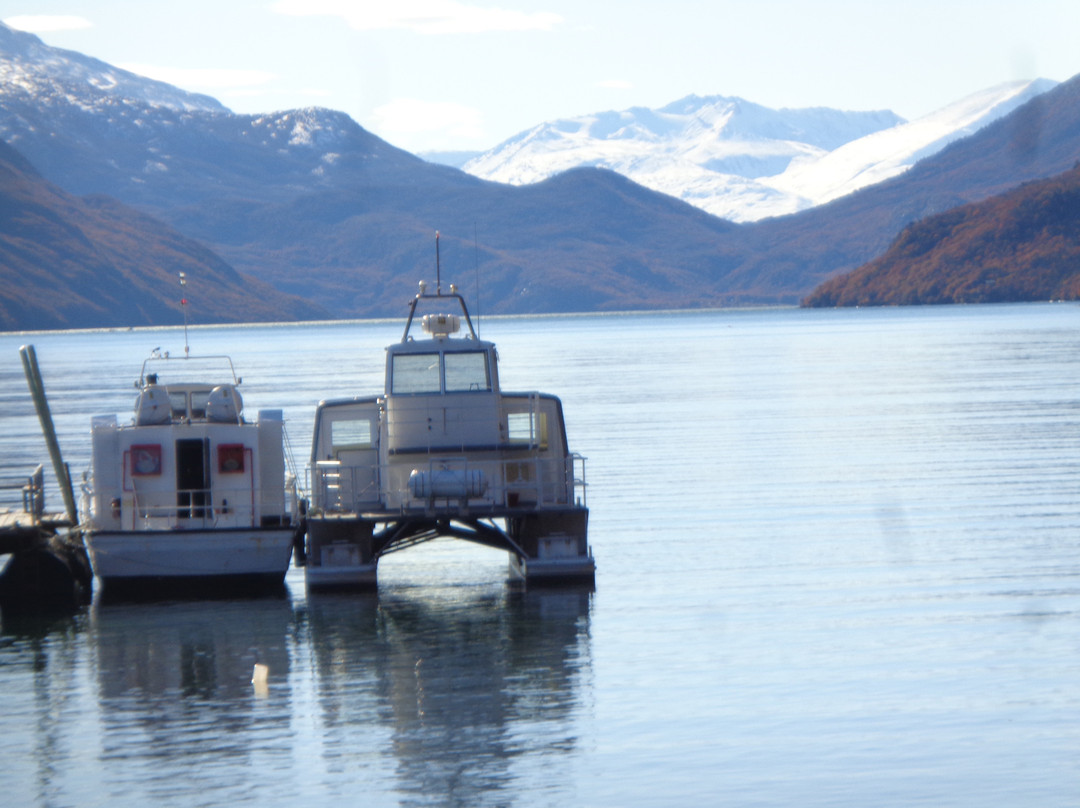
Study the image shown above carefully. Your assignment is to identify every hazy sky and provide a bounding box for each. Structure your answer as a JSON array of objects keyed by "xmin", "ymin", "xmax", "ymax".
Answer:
[{"xmin": 3, "ymin": 1, "xmax": 1077, "ymax": 154}]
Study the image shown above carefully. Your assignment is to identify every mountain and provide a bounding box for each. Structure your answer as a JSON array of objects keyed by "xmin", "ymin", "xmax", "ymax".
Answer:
[
  {"xmin": 3, "ymin": 22, "xmax": 1080, "ymax": 319},
  {"xmin": 0, "ymin": 21, "xmax": 224, "ymax": 114},
  {"xmin": 0, "ymin": 138, "xmax": 327, "ymax": 330},
  {"xmin": 461, "ymin": 82, "xmax": 1055, "ymax": 222},
  {"xmin": 761, "ymin": 79, "xmax": 1058, "ymax": 211},
  {"xmin": 709, "ymin": 73, "xmax": 1080, "ymax": 303},
  {"xmin": 462, "ymin": 95, "xmax": 902, "ymax": 222},
  {"xmin": 0, "ymin": 23, "xmax": 740, "ymax": 318},
  {"xmin": 802, "ymin": 164, "xmax": 1080, "ymax": 306}
]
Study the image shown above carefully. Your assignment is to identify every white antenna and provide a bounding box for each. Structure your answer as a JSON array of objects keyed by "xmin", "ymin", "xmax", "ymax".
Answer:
[
  {"xmin": 473, "ymin": 222, "xmax": 481, "ymax": 338},
  {"xmin": 179, "ymin": 271, "xmax": 190, "ymax": 357},
  {"xmin": 435, "ymin": 230, "xmax": 442, "ymax": 294}
]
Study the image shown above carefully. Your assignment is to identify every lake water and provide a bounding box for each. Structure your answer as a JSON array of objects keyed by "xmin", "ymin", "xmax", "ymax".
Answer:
[{"xmin": 1, "ymin": 304, "xmax": 1079, "ymax": 807}]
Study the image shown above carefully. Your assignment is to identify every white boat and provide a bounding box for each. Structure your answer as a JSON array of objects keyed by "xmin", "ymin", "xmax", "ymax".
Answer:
[
  {"xmin": 305, "ymin": 280, "xmax": 594, "ymax": 588},
  {"xmin": 82, "ymin": 352, "xmax": 300, "ymax": 594}
]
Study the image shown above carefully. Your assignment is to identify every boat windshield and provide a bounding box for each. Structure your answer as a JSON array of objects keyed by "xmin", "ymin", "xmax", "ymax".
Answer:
[
  {"xmin": 392, "ymin": 353, "xmax": 441, "ymax": 394},
  {"xmin": 391, "ymin": 351, "xmax": 491, "ymax": 394},
  {"xmin": 445, "ymin": 351, "xmax": 491, "ymax": 392}
]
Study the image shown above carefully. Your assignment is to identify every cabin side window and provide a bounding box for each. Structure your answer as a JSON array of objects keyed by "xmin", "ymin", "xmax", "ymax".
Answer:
[
  {"xmin": 168, "ymin": 392, "xmax": 188, "ymax": 419},
  {"xmin": 392, "ymin": 353, "xmax": 441, "ymax": 394},
  {"xmin": 190, "ymin": 391, "xmax": 210, "ymax": 419},
  {"xmin": 444, "ymin": 351, "xmax": 491, "ymax": 392},
  {"xmin": 331, "ymin": 418, "xmax": 373, "ymax": 449},
  {"xmin": 507, "ymin": 412, "xmax": 548, "ymax": 449}
]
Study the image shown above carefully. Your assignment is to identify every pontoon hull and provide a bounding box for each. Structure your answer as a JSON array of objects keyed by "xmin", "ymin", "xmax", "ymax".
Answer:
[
  {"xmin": 304, "ymin": 562, "xmax": 378, "ymax": 589},
  {"xmin": 509, "ymin": 554, "xmax": 596, "ymax": 581}
]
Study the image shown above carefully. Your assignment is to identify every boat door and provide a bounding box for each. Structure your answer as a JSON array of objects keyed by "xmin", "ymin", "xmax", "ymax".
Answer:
[{"xmin": 176, "ymin": 438, "xmax": 210, "ymax": 519}]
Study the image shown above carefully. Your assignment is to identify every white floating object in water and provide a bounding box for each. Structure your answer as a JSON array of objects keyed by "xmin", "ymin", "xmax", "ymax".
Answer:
[{"xmin": 252, "ymin": 663, "xmax": 269, "ymax": 696}]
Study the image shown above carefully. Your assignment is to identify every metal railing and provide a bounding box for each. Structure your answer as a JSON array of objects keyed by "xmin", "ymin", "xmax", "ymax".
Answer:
[
  {"xmin": 126, "ymin": 484, "xmax": 264, "ymax": 530},
  {"xmin": 311, "ymin": 453, "xmax": 587, "ymax": 514},
  {"xmin": 0, "ymin": 465, "xmax": 46, "ymax": 523}
]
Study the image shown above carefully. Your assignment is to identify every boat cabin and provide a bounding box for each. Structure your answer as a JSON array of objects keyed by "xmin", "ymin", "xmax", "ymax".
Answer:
[{"xmin": 87, "ymin": 356, "xmax": 291, "ymax": 535}]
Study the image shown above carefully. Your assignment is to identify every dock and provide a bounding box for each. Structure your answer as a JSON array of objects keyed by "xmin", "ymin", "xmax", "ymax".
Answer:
[{"xmin": 0, "ymin": 466, "xmax": 92, "ymax": 611}]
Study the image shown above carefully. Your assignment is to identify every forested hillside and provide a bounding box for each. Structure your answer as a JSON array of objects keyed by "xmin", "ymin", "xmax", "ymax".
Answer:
[{"xmin": 803, "ymin": 164, "xmax": 1080, "ymax": 306}]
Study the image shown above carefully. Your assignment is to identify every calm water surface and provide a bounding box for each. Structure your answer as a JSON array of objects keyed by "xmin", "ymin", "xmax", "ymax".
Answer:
[{"xmin": 1, "ymin": 304, "xmax": 1079, "ymax": 807}]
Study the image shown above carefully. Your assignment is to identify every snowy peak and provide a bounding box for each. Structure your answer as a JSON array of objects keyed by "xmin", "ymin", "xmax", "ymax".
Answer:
[
  {"xmin": 467, "ymin": 94, "xmax": 902, "ymax": 187},
  {"xmin": 0, "ymin": 22, "xmax": 225, "ymax": 113},
  {"xmin": 765, "ymin": 78, "xmax": 1061, "ymax": 207},
  {"xmin": 462, "ymin": 94, "xmax": 904, "ymax": 220},
  {"xmin": 463, "ymin": 81, "xmax": 1057, "ymax": 222},
  {"xmin": 0, "ymin": 22, "xmax": 429, "ymax": 207}
]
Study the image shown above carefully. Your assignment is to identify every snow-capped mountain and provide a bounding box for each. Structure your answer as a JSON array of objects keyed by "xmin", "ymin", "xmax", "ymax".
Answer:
[
  {"xmin": 0, "ymin": 22, "xmax": 224, "ymax": 114},
  {"xmin": 762, "ymin": 79, "xmax": 1058, "ymax": 210},
  {"xmin": 463, "ymin": 80, "xmax": 1057, "ymax": 222},
  {"xmin": 0, "ymin": 22, "xmax": 425, "ymax": 208}
]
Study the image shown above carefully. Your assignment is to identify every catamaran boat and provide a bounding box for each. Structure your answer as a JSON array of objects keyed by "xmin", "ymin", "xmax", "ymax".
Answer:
[
  {"xmin": 305, "ymin": 280, "xmax": 594, "ymax": 588},
  {"xmin": 82, "ymin": 352, "xmax": 300, "ymax": 593}
]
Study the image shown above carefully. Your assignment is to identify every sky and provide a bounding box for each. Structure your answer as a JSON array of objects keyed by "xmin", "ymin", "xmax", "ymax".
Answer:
[{"xmin": 2, "ymin": 0, "xmax": 1079, "ymax": 155}]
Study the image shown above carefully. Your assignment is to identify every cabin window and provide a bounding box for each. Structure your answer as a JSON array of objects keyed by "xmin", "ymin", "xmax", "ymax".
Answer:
[
  {"xmin": 392, "ymin": 353, "xmax": 441, "ymax": 394},
  {"xmin": 444, "ymin": 351, "xmax": 491, "ymax": 392},
  {"xmin": 189, "ymin": 391, "xmax": 210, "ymax": 419},
  {"xmin": 168, "ymin": 392, "xmax": 188, "ymax": 418},
  {"xmin": 331, "ymin": 418, "xmax": 373, "ymax": 449},
  {"xmin": 507, "ymin": 412, "xmax": 548, "ymax": 449}
]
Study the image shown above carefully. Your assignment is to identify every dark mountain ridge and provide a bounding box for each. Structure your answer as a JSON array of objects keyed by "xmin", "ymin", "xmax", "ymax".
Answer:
[
  {"xmin": 802, "ymin": 164, "xmax": 1080, "ymax": 306},
  {"xmin": 0, "ymin": 139, "xmax": 327, "ymax": 330}
]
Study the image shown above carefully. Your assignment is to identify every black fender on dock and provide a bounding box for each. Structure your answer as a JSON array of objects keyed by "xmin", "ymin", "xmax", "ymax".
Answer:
[{"xmin": 0, "ymin": 527, "xmax": 92, "ymax": 612}]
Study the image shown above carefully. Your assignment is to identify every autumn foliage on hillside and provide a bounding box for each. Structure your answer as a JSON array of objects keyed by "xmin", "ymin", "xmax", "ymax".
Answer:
[
  {"xmin": 803, "ymin": 165, "xmax": 1080, "ymax": 307},
  {"xmin": 0, "ymin": 141, "xmax": 327, "ymax": 330}
]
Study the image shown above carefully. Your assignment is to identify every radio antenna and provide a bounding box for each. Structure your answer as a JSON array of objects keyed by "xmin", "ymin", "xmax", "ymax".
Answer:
[
  {"xmin": 473, "ymin": 223, "xmax": 481, "ymax": 337},
  {"xmin": 179, "ymin": 271, "xmax": 190, "ymax": 357},
  {"xmin": 435, "ymin": 230, "xmax": 442, "ymax": 295}
]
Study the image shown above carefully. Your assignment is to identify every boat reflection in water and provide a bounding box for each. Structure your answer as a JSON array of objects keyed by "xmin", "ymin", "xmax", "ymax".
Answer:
[
  {"xmin": 302, "ymin": 583, "xmax": 593, "ymax": 800},
  {"xmin": 90, "ymin": 596, "xmax": 295, "ymax": 702},
  {"xmin": 78, "ymin": 580, "xmax": 591, "ymax": 803}
]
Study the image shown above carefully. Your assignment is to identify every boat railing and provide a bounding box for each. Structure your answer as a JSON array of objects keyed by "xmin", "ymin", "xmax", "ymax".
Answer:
[
  {"xmin": 0, "ymin": 465, "xmax": 45, "ymax": 523},
  {"xmin": 126, "ymin": 483, "xmax": 274, "ymax": 530},
  {"xmin": 570, "ymin": 453, "xmax": 588, "ymax": 508},
  {"xmin": 137, "ymin": 352, "xmax": 241, "ymax": 387},
  {"xmin": 311, "ymin": 453, "xmax": 585, "ymax": 514},
  {"xmin": 312, "ymin": 459, "xmax": 381, "ymax": 513}
]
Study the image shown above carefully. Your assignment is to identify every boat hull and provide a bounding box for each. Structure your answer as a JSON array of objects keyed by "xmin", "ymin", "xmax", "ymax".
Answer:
[
  {"xmin": 85, "ymin": 527, "xmax": 295, "ymax": 589},
  {"xmin": 304, "ymin": 562, "xmax": 378, "ymax": 589},
  {"xmin": 509, "ymin": 553, "xmax": 596, "ymax": 582}
]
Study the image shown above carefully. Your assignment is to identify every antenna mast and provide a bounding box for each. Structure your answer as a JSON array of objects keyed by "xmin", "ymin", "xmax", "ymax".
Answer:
[
  {"xmin": 179, "ymin": 271, "xmax": 190, "ymax": 357},
  {"xmin": 473, "ymin": 222, "xmax": 481, "ymax": 338},
  {"xmin": 435, "ymin": 230, "xmax": 442, "ymax": 295}
]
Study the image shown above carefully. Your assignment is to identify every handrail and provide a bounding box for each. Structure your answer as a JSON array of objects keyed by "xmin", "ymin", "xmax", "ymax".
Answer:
[
  {"xmin": 0, "ymin": 465, "xmax": 45, "ymax": 522},
  {"xmin": 129, "ymin": 485, "xmax": 262, "ymax": 530},
  {"xmin": 137, "ymin": 353, "xmax": 241, "ymax": 387},
  {"xmin": 311, "ymin": 452, "xmax": 586, "ymax": 513}
]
